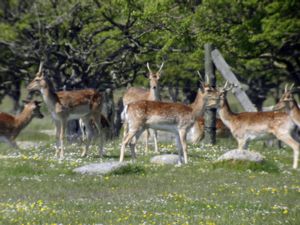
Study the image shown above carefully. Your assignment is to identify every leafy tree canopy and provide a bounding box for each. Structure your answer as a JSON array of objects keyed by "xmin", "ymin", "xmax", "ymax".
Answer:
[{"xmin": 0, "ymin": 0, "xmax": 299, "ymax": 109}]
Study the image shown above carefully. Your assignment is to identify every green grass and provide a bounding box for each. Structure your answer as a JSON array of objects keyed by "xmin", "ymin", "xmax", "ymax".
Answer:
[
  {"xmin": 0, "ymin": 120, "xmax": 299, "ymax": 225},
  {"xmin": 0, "ymin": 98, "xmax": 300, "ymax": 224}
]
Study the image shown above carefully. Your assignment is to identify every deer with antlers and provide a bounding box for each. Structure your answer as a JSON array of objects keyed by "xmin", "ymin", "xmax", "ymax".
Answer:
[
  {"xmin": 0, "ymin": 100, "xmax": 43, "ymax": 149},
  {"xmin": 120, "ymin": 82, "xmax": 220, "ymax": 164},
  {"xmin": 122, "ymin": 62, "xmax": 164, "ymax": 153},
  {"xmin": 274, "ymin": 84, "xmax": 300, "ymax": 126},
  {"xmin": 218, "ymin": 83, "xmax": 299, "ymax": 169},
  {"xmin": 27, "ymin": 63, "xmax": 104, "ymax": 159}
]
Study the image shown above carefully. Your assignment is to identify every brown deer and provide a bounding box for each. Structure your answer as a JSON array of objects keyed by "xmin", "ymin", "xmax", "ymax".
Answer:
[
  {"xmin": 218, "ymin": 83, "xmax": 299, "ymax": 169},
  {"xmin": 274, "ymin": 84, "xmax": 300, "ymax": 126},
  {"xmin": 120, "ymin": 84, "xmax": 220, "ymax": 164},
  {"xmin": 27, "ymin": 63, "xmax": 104, "ymax": 159},
  {"xmin": 122, "ymin": 62, "xmax": 164, "ymax": 153},
  {"xmin": 0, "ymin": 100, "xmax": 43, "ymax": 149}
]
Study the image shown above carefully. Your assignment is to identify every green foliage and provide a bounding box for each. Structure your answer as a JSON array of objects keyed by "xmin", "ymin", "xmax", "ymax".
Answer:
[
  {"xmin": 0, "ymin": 23, "xmax": 17, "ymax": 41},
  {"xmin": 0, "ymin": 0, "xmax": 299, "ymax": 106}
]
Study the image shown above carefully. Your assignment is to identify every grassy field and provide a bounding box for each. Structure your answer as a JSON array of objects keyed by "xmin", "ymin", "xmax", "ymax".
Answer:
[
  {"xmin": 0, "ymin": 92, "xmax": 300, "ymax": 225},
  {"xmin": 0, "ymin": 112, "xmax": 299, "ymax": 225}
]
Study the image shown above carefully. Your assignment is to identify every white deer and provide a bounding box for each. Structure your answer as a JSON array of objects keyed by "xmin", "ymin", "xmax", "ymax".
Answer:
[
  {"xmin": 120, "ymin": 83, "xmax": 220, "ymax": 164},
  {"xmin": 0, "ymin": 100, "xmax": 43, "ymax": 149},
  {"xmin": 27, "ymin": 63, "xmax": 104, "ymax": 159},
  {"xmin": 218, "ymin": 83, "xmax": 299, "ymax": 169},
  {"xmin": 122, "ymin": 62, "xmax": 164, "ymax": 153}
]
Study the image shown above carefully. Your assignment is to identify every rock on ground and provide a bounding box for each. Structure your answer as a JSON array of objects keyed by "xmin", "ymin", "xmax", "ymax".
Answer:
[
  {"xmin": 150, "ymin": 154, "xmax": 180, "ymax": 165},
  {"xmin": 18, "ymin": 141, "xmax": 41, "ymax": 149},
  {"xmin": 73, "ymin": 161, "xmax": 128, "ymax": 175},
  {"xmin": 217, "ymin": 149, "xmax": 265, "ymax": 163}
]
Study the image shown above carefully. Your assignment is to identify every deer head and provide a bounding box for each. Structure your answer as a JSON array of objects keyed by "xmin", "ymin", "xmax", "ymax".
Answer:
[
  {"xmin": 147, "ymin": 62, "xmax": 164, "ymax": 90},
  {"xmin": 22, "ymin": 100, "xmax": 44, "ymax": 119},
  {"xmin": 274, "ymin": 84, "xmax": 295, "ymax": 111},
  {"xmin": 201, "ymin": 83, "xmax": 220, "ymax": 109},
  {"xmin": 216, "ymin": 81, "xmax": 234, "ymax": 108},
  {"xmin": 27, "ymin": 62, "xmax": 48, "ymax": 91}
]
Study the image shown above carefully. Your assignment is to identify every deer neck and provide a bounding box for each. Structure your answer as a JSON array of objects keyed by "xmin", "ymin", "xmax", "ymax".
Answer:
[
  {"xmin": 218, "ymin": 97, "xmax": 235, "ymax": 128},
  {"xmin": 148, "ymin": 87, "xmax": 160, "ymax": 101},
  {"xmin": 190, "ymin": 92, "xmax": 207, "ymax": 118},
  {"xmin": 40, "ymin": 83, "xmax": 59, "ymax": 112},
  {"xmin": 287, "ymin": 99, "xmax": 300, "ymax": 125},
  {"xmin": 15, "ymin": 107, "xmax": 34, "ymax": 134}
]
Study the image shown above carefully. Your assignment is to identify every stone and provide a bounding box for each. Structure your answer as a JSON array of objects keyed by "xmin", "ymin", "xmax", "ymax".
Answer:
[
  {"xmin": 73, "ymin": 161, "xmax": 128, "ymax": 175},
  {"xmin": 150, "ymin": 154, "xmax": 180, "ymax": 165},
  {"xmin": 18, "ymin": 141, "xmax": 41, "ymax": 149},
  {"xmin": 217, "ymin": 149, "xmax": 265, "ymax": 163}
]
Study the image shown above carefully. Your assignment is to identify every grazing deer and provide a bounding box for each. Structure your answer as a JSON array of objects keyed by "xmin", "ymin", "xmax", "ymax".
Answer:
[
  {"xmin": 188, "ymin": 117, "xmax": 230, "ymax": 143},
  {"xmin": 122, "ymin": 62, "xmax": 164, "ymax": 153},
  {"xmin": 27, "ymin": 63, "xmax": 104, "ymax": 159},
  {"xmin": 218, "ymin": 83, "xmax": 299, "ymax": 169},
  {"xmin": 0, "ymin": 100, "xmax": 43, "ymax": 149},
  {"xmin": 120, "ymin": 84, "xmax": 220, "ymax": 164}
]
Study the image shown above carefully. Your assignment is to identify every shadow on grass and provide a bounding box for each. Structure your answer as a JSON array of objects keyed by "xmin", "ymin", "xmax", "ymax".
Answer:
[{"xmin": 212, "ymin": 160, "xmax": 280, "ymax": 173}]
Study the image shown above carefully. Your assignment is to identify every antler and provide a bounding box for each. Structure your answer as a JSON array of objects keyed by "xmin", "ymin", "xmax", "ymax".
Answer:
[
  {"xmin": 158, "ymin": 62, "xmax": 164, "ymax": 73},
  {"xmin": 284, "ymin": 84, "xmax": 289, "ymax": 93},
  {"xmin": 146, "ymin": 62, "xmax": 153, "ymax": 74},
  {"xmin": 38, "ymin": 61, "xmax": 43, "ymax": 73},
  {"xmin": 284, "ymin": 83, "xmax": 295, "ymax": 93},
  {"xmin": 221, "ymin": 81, "xmax": 234, "ymax": 92},
  {"xmin": 205, "ymin": 73, "xmax": 210, "ymax": 85},
  {"xmin": 197, "ymin": 71, "xmax": 203, "ymax": 82}
]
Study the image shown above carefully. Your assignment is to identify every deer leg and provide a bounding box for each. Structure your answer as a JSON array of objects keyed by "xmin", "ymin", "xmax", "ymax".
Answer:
[
  {"xmin": 130, "ymin": 128, "xmax": 145, "ymax": 160},
  {"xmin": 274, "ymin": 133, "xmax": 299, "ymax": 169},
  {"xmin": 122, "ymin": 121, "xmax": 129, "ymax": 140},
  {"xmin": 4, "ymin": 138, "xmax": 19, "ymax": 150},
  {"xmin": 93, "ymin": 115, "xmax": 104, "ymax": 157},
  {"xmin": 54, "ymin": 121, "xmax": 61, "ymax": 158},
  {"xmin": 80, "ymin": 118, "xmax": 93, "ymax": 157},
  {"xmin": 237, "ymin": 138, "xmax": 249, "ymax": 150},
  {"xmin": 153, "ymin": 130, "xmax": 159, "ymax": 153},
  {"xmin": 145, "ymin": 129, "xmax": 150, "ymax": 153},
  {"xmin": 179, "ymin": 129, "xmax": 188, "ymax": 164},
  {"xmin": 59, "ymin": 120, "xmax": 67, "ymax": 159},
  {"xmin": 79, "ymin": 119, "xmax": 86, "ymax": 141},
  {"xmin": 175, "ymin": 133, "xmax": 184, "ymax": 164},
  {"xmin": 120, "ymin": 129, "xmax": 141, "ymax": 162}
]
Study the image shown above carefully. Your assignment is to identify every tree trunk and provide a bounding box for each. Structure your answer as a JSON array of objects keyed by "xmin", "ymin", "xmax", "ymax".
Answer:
[{"xmin": 204, "ymin": 43, "xmax": 217, "ymax": 145}]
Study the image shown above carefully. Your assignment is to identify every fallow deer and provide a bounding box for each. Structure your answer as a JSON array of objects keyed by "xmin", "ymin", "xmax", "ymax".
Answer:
[
  {"xmin": 122, "ymin": 62, "xmax": 164, "ymax": 153},
  {"xmin": 0, "ymin": 100, "xmax": 43, "ymax": 149},
  {"xmin": 120, "ymin": 84, "xmax": 220, "ymax": 164},
  {"xmin": 27, "ymin": 63, "xmax": 104, "ymax": 159},
  {"xmin": 218, "ymin": 83, "xmax": 299, "ymax": 169},
  {"xmin": 274, "ymin": 84, "xmax": 300, "ymax": 126}
]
